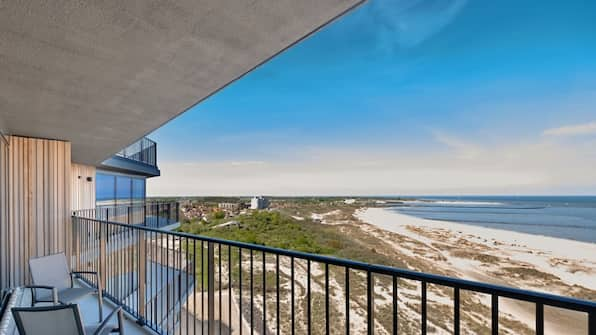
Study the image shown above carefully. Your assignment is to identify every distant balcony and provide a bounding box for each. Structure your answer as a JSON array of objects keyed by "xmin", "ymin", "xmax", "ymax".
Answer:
[
  {"xmin": 116, "ymin": 137, "xmax": 157, "ymax": 167},
  {"xmin": 101, "ymin": 137, "xmax": 160, "ymax": 177},
  {"xmin": 69, "ymin": 214, "xmax": 596, "ymax": 335}
]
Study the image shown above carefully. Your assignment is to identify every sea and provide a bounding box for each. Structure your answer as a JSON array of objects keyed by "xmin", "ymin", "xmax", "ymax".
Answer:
[{"xmin": 388, "ymin": 196, "xmax": 596, "ymax": 244}]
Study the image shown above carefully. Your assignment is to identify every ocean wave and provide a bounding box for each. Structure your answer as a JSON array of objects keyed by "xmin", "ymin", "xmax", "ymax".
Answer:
[
  {"xmin": 402, "ymin": 200, "xmax": 504, "ymax": 206},
  {"xmin": 424, "ymin": 217, "xmax": 596, "ymax": 230},
  {"xmin": 395, "ymin": 207, "xmax": 546, "ymax": 215}
]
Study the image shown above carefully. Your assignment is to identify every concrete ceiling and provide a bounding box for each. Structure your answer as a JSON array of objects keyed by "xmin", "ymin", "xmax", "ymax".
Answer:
[{"xmin": 0, "ymin": 0, "xmax": 364, "ymax": 165}]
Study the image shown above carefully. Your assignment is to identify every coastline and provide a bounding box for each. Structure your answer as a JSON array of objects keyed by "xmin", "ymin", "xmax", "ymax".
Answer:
[{"xmin": 355, "ymin": 207, "xmax": 596, "ymax": 290}]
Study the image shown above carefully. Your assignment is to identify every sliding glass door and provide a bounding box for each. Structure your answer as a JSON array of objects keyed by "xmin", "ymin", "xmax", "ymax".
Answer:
[{"xmin": 96, "ymin": 171, "xmax": 146, "ymax": 207}]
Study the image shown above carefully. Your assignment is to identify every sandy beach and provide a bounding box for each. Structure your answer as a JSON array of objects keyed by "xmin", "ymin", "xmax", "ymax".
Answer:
[{"xmin": 355, "ymin": 207, "xmax": 596, "ymax": 334}]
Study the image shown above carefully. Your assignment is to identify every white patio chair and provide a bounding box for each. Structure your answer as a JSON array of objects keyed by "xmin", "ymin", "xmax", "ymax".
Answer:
[
  {"xmin": 28, "ymin": 253, "xmax": 103, "ymax": 321},
  {"xmin": 11, "ymin": 304, "xmax": 124, "ymax": 335}
]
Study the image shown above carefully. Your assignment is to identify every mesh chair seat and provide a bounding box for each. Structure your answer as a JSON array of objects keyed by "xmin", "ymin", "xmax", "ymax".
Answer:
[
  {"xmin": 11, "ymin": 304, "xmax": 124, "ymax": 335},
  {"xmin": 36, "ymin": 287, "xmax": 95, "ymax": 305}
]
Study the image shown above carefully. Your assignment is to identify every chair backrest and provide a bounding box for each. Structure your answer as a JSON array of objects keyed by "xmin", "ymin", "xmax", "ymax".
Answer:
[
  {"xmin": 29, "ymin": 253, "xmax": 70, "ymax": 290},
  {"xmin": 11, "ymin": 304, "xmax": 84, "ymax": 335}
]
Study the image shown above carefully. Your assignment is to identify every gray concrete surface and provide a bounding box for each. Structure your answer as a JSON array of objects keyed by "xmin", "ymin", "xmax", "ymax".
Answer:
[{"xmin": 0, "ymin": 0, "xmax": 364, "ymax": 165}]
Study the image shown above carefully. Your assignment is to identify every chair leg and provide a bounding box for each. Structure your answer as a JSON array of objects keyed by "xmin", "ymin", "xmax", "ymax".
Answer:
[
  {"xmin": 117, "ymin": 308, "xmax": 125, "ymax": 335},
  {"xmin": 98, "ymin": 290, "xmax": 104, "ymax": 322}
]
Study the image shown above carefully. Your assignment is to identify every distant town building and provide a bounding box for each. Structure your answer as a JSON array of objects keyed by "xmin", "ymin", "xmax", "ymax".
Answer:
[
  {"xmin": 250, "ymin": 196, "xmax": 269, "ymax": 210},
  {"xmin": 344, "ymin": 198, "xmax": 356, "ymax": 204},
  {"xmin": 218, "ymin": 202, "xmax": 242, "ymax": 211}
]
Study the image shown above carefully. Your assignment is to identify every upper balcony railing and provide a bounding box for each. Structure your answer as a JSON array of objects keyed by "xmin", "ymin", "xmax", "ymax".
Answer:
[
  {"xmin": 116, "ymin": 137, "xmax": 157, "ymax": 167},
  {"xmin": 70, "ymin": 214, "xmax": 596, "ymax": 335},
  {"xmin": 74, "ymin": 201, "xmax": 179, "ymax": 228}
]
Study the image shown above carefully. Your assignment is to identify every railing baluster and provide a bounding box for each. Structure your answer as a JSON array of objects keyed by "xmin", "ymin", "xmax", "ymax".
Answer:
[
  {"xmin": 202, "ymin": 241, "xmax": 205, "ymax": 335},
  {"xmin": 229, "ymin": 246, "xmax": 232, "ymax": 335},
  {"xmin": 219, "ymin": 245, "xmax": 222, "ymax": 335},
  {"xmin": 325, "ymin": 263, "xmax": 329, "ymax": 335},
  {"xmin": 262, "ymin": 251, "xmax": 266, "ymax": 334},
  {"xmin": 421, "ymin": 281, "xmax": 427, "ymax": 335},
  {"xmin": 276, "ymin": 254, "xmax": 280, "ymax": 335},
  {"xmin": 125, "ymin": 228, "xmax": 134, "ymax": 308},
  {"xmin": 346, "ymin": 268, "xmax": 350, "ymax": 334},
  {"xmin": 166, "ymin": 233, "xmax": 171, "ymax": 334},
  {"xmin": 186, "ymin": 238, "xmax": 190, "ymax": 335},
  {"xmin": 193, "ymin": 240, "xmax": 197, "ymax": 335},
  {"xmin": 393, "ymin": 276, "xmax": 398, "ymax": 335},
  {"xmin": 307, "ymin": 260, "xmax": 311, "ymax": 335},
  {"xmin": 250, "ymin": 249, "xmax": 254, "ymax": 335},
  {"xmin": 492, "ymin": 294, "xmax": 499, "ymax": 335},
  {"xmin": 163, "ymin": 233, "xmax": 167, "ymax": 334},
  {"xmin": 536, "ymin": 303, "xmax": 543, "ymax": 335},
  {"xmin": 367, "ymin": 271, "xmax": 374, "ymax": 335},
  {"xmin": 99, "ymin": 222, "xmax": 107, "ymax": 300},
  {"xmin": 138, "ymin": 229, "xmax": 147, "ymax": 325},
  {"xmin": 208, "ymin": 242, "xmax": 215, "ymax": 335},
  {"xmin": 178, "ymin": 237, "xmax": 183, "ymax": 335},
  {"xmin": 454, "ymin": 287, "xmax": 460, "ymax": 335},
  {"xmin": 239, "ymin": 248, "xmax": 243, "ymax": 335},
  {"xmin": 291, "ymin": 257, "xmax": 295, "ymax": 335}
]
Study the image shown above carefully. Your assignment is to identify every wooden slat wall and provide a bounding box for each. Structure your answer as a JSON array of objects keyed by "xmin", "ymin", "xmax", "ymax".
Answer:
[
  {"xmin": 0, "ymin": 136, "xmax": 72, "ymax": 289},
  {"xmin": 71, "ymin": 163, "xmax": 96, "ymax": 211},
  {"xmin": 0, "ymin": 135, "xmax": 8, "ymax": 289}
]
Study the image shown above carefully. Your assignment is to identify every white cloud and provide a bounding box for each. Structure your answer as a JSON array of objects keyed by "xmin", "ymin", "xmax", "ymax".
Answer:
[
  {"xmin": 371, "ymin": 0, "xmax": 468, "ymax": 49},
  {"xmin": 432, "ymin": 131, "xmax": 482, "ymax": 159},
  {"xmin": 543, "ymin": 121, "xmax": 596, "ymax": 137},
  {"xmin": 230, "ymin": 161, "xmax": 266, "ymax": 167},
  {"xmin": 147, "ymin": 136, "xmax": 596, "ymax": 196}
]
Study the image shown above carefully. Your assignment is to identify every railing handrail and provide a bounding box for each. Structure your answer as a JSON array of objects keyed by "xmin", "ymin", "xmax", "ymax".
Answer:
[
  {"xmin": 93, "ymin": 201, "xmax": 176, "ymax": 209},
  {"xmin": 74, "ymin": 201, "xmax": 179, "ymax": 228},
  {"xmin": 71, "ymin": 214, "xmax": 596, "ymax": 314}
]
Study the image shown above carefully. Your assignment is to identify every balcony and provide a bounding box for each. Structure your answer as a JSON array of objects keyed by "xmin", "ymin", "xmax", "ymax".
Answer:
[
  {"xmin": 101, "ymin": 137, "xmax": 160, "ymax": 177},
  {"xmin": 70, "ymin": 214, "xmax": 596, "ymax": 335},
  {"xmin": 116, "ymin": 138, "xmax": 158, "ymax": 168}
]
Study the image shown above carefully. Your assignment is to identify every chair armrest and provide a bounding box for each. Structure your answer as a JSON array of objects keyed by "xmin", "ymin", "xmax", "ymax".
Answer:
[
  {"xmin": 70, "ymin": 271, "xmax": 101, "ymax": 291},
  {"xmin": 70, "ymin": 271, "xmax": 98, "ymax": 275},
  {"xmin": 24, "ymin": 285, "xmax": 58, "ymax": 304},
  {"xmin": 93, "ymin": 307, "xmax": 124, "ymax": 335}
]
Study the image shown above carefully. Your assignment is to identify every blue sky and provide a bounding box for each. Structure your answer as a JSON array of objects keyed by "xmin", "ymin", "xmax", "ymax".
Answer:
[{"xmin": 149, "ymin": 0, "xmax": 596, "ymax": 196}]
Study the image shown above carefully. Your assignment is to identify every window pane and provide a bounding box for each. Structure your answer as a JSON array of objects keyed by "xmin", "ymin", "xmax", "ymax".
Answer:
[
  {"xmin": 132, "ymin": 178, "xmax": 145, "ymax": 204},
  {"xmin": 96, "ymin": 173, "xmax": 116, "ymax": 206},
  {"xmin": 116, "ymin": 176, "xmax": 132, "ymax": 206}
]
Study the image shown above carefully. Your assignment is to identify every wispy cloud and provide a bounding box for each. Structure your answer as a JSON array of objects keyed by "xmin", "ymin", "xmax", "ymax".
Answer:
[
  {"xmin": 230, "ymin": 161, "xmax": 266, "ymax": 167},
  {"xmin": 432, "ymin": 131, "xmax": 482, "ymax": 159},
  {"xmin": 543, "ymin": 121, "xmax": 596, "ymax": 137},
  {"xmin": 370, "ymin": 0, "xmax": 468, "ymax": 50}
]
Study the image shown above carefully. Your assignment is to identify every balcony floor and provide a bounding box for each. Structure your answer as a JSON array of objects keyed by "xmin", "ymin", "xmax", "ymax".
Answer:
[
  {"xmin": 77, "ymin": 293, "xmax": 153, "ymax": 335},
  {"xmin": 11, "ymin": 283, "xmax": 154, "ymax": 335}
]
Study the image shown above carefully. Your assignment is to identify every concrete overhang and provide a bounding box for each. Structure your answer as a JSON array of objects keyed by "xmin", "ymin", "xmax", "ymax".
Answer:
[
  {"xmin": 100, "ymin": 156, "xmax": 161, "ymax": 178},
  {"xmin": 0, "ymin": 0, "xmax": 364, "ymax": 165}
]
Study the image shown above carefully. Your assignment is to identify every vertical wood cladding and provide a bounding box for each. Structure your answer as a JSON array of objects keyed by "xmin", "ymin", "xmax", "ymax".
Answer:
[
  {"xmin": 71, "ymin": 163, "xmax": 96, "ymax": 211},
  {"xmin": 0, "ymin": 135, "xmax": 8, "ymax": 289},
  {"xmin": 0, "ymin": 136, "xmax": 72, "ymax": 288}
]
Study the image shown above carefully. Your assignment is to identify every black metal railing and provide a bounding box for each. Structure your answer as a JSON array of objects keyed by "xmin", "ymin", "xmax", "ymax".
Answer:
[
  {"xmin": 71, "ymin": 216, "xmax": 596, "ymax": 335},
  {"xmin": 116, "ymin": 137, "xmax": 157, "ymax": 167},
  {"xmin": 74, "ymin": 202, "xmax": 179, "ymax": 228}
]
